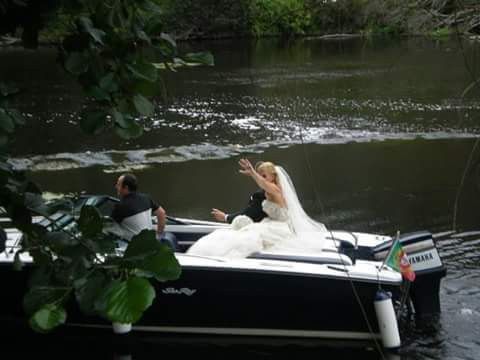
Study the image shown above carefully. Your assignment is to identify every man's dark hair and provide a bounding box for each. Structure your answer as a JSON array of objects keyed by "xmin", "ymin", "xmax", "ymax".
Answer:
[{"xmin": 121, "ymin": 173, "xmax": 138, "ymax": 192}]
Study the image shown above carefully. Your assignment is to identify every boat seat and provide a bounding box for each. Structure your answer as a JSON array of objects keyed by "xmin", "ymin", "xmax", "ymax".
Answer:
[
  {"xmin": 248, "ymin": 250, "xmax": 353, "ymax": 266},
  {"xmin": 114, "ymin": 231, "xmax": 178, "ymax": 252}
]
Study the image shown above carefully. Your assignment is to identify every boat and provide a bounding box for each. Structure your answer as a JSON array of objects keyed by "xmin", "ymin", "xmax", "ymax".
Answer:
[{"xmin": 0, "ymin": 195, "xmax": 447, "ymax": 348}]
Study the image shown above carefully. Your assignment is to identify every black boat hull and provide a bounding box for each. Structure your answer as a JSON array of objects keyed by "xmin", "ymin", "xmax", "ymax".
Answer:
[{"xmin": 0, "ymin": 262, "xmax": 399, "ymax": 341}]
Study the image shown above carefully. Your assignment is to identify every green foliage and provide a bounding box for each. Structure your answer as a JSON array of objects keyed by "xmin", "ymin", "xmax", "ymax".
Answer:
[
  {"xmin": 19, "ymin": 206, "xmax": 182, "ymax": 332},
  {"xmin": 250, "ymin": 0, "xmax": 311, "ymax": 37},
  {"xmin": 24, "ymin": 286, "xmax": 70, "ymax": 316},
  {"xmin": 54, "ymin": 0, "xmax": 213, "ymax": 140},
  {"xmin": 95, "ymin": 277, "xmax": 155, "ymax": 323},
  {"xmin": 430, "ymin": 27, "xmax": 451, "ymax": 39},
  {"xmin": 78, "ymin": 205, "xmax": 103, "ymax": 237},
  {"xmin": 159, "ymin": 0, "xmax": 311, "ymax": 38},
  {"xmin": 158, "ymin": 0, "xmax": 253, "ymax": 39},
  {"xmin": 0, "ymin": 0, "xmax": 200, "ymax": 334},
  {"xmin": 0, "ymin": 83, "xmax": 25, "ymax": 149},
  {"xmin": 74, "ymin": 271, "xmax": 110, "ymax": 315},
  {"xmin": 29, "ymin": 304, "xmax": 67, "ymax": 333},
  {"xmin": 123, "ymin": 229, "xmax": 181, "ymax": 281},
  {"xmin": 157, "ymin": 0, "xmax": 480, "ymax": 38},
  {"xmin": 0, "ymin": 227, "xmax": 6, "ymax": 253}
]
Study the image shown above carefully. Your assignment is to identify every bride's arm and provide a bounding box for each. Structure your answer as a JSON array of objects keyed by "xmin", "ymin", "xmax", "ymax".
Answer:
[{"xmin": 238, "ymin": 158, "xmax": 281, "ymax": 196}]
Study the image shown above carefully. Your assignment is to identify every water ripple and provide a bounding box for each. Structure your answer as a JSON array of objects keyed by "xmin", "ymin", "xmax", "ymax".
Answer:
[{"xmin": 9, "ymin": 131, "xmax": 480, "ymax": 172}]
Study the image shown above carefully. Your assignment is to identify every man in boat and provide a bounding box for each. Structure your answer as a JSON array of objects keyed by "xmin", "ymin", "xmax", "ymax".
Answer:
[
  {"xmin": 211, "ymin": 190, "xmax": 267, "ymax": 224},
  {"xmin": 210, "ymin": 162, "xmax": 268, "ymax": 224},
  {"xmin": 111, "ymin": 173, "xmax": 166, "ymax": 241}
]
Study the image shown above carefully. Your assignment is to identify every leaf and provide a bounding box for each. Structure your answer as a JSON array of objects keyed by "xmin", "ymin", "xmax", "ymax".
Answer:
[
  {"xmin": 74, "ymin": 271, "xmax": 110, "ymax": 315},
  {"xmin": 80, "ymin": 110, "xmax": 107, "ymax": 135},
  {"xmin": 13, "ymin": 0, "xmax": 27, "ymax": 7},
  {"xmin": 24, "ymin": 286, "xmax": 69, "ymax": 315},
  {"xmin": 0, "ymin": 109, "xmax": 15, "ymax": 133},
  {"xmin": 78, "ymin": 16, "xmax": 105, "ymax": 44},
  {"xmin": 99, "ymin": 73, "xmax": 118, "ymax": 92},
  {"xmin": 53, "ymin": 253, "xmax": 91, "ymax": 285},
  {"xmin": 24, "ymin": 192, "xmax": 44, "ymax": 211},
  {"xmin": 163, "ymin": 61, "xmax": 177, "ymax": 73},
  {"xmin": 0, "ymin": 227, "xmax": 6, "ymax": 253},
  {"xmin": 45, "ymin": 198, "xmax": 74, "ymax": 214},
  {"xmin": 135, "ymin": 29, "xmax": 151, "ymax": 44},
  {"xmin": 0, "ymin": 83, "xmax": 19, "ymax": 97},
  {"xmin": 182, "ymin": 52, "xmax": 215, "ymax": 66},
  {"xmin": 65, "ymin": 52, "xmax": 89, "ymax": 75},
  {"xmin": 123, "ymin": 230, "xmax": 159, "ymax": 261},
  {"xmin": 156, "ymin": 33, "xmax": 177, "ymax": 58},
  {"xmin": 111, "ymin": 109, "xmax": 128, "ymax": 128},
  {"xmin": 7, "ymin": 109, "xmax": 25, "ymax": 125},
  {"xmin": 29, "ymin": 249, "xmax": 52, "ymax": 267},
  {"xmin": 145, "ymin": 16, "xmax": 164, "ymax": 34},
  {"xmin": 13, "ymin": 250, "xmax": 24, "ymax": 271},
  {"xmin": 29, "ymin": 304, "xmax": 66, "ymax": 333},
  {"xmin": 140, "ymin": 0, "xmax": 163, "ymax": 15},
  {"xmin": 123, "ymin": 230, "xmax": 181, "ymax": 281},
  {"xmin": 115, "ymin": 122, "xmax": 143, "ymax": 139},
  {"xmin": 83, "ymin": 235, "xmax": 116, "ymax": 254},
  {"xmin": 0, "ymin": 134, "xmax": 8, "ymax": 148},
  {"xmin": 0, "ymin": 161, "xmax": 12, "ymax": 185},
  {"xmin": 24, "ymin": 180, "xmax": 42, "ymax": 194},
  {"xmin": 87, "ymin": 86, "xmax": 110, "ymax": 101},
  {"xmin": 133, "ymin": 94, "xmax": 154, "ymax": 116},
  {"xmin": 126, "ymin": 62, "xmax": 158, "ymax": 82},
  {"xmin": 152, "ymin": 63, "xmax": 167, "ymax": 70},
  {"xmin": 27, "ymin": 265, "xmax": 52, "ymax": 290},
  {"xmin": 95, "ymin": 277, "xmax": 155, "ymax": 323},
  {"xmin": 10, "ymin": 202, "xmax": 32, "ymax": 229},
  {"xmin": 115, "ymin": 98, "xmax": 134, "ymax": 114},
  {"xmin": 138, "ymin": 244, "xmax": 181, "ymax": 281},
  {"xmin": 78, "ymin": 205, "xmax": 103, "ymax": 238},
  {"xmin": 45, "ymin": 231, "xmax": 79, "ymax": 253},
  {"xmin": 131, "ymin": 79, "xmax": 162, "ymax": 97}
]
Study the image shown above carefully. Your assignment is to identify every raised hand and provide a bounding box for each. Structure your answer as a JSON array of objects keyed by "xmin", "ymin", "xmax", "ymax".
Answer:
[{"xmin": 238, "ymin": 158, "xmax": 254, "ymax": 176}]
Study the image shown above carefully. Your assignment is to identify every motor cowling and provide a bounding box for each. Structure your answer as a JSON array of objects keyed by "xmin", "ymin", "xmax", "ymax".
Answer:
[{"xmin": 373, "ymin": 231, "xmax": 447, "ymax": 315}]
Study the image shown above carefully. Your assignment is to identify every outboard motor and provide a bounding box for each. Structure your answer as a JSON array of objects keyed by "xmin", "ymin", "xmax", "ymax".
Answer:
[{"xmin": 373, "ymin": 231, "xmax": 446, "ymax": 316}]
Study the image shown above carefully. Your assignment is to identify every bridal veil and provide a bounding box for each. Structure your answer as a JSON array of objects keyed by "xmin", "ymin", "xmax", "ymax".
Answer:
[{"xmin": 275, "ymin": 166, "xmax": 333, "ymax": 251}]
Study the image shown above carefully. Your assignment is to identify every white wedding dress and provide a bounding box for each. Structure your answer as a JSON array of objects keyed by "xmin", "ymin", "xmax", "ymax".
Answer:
[
  {"xmin": 186, "ymin": 199, "xmax": 292, "ymax": 258},
  {"xmin": 186, "ymin": 166, "xmax": 333, "ymax": 259}
]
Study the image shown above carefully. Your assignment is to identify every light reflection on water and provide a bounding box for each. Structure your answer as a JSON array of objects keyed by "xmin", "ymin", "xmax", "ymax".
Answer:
[{"xmin": 4, "ymin": 37, "xmax": 480, "ymax": 158}]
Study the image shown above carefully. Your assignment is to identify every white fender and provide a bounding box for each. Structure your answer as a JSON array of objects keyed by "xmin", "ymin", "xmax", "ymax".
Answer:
[{"xmin": 374, "ymin": 290, "xmax": 401, "ymax": 349}]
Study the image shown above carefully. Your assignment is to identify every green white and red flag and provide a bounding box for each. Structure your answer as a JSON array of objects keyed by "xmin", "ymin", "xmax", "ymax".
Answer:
[{"xmin": 385, "ymin": 238, "xmax": 416, "ymax": 282}]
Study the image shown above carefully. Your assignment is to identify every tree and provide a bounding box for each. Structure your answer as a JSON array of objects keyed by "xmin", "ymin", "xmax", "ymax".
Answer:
[{"xmin": 0, "ymin": 0, "xmax": 213, "ymax": 332}]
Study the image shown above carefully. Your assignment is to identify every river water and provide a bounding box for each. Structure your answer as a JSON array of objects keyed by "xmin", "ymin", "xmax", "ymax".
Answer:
[{"xmin": 2, "ymin": 37, "xmax": 480, "ymax": 359}]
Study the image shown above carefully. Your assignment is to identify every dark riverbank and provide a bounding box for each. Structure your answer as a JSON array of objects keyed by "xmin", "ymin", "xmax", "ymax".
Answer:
[
  {"xmin": 158, "ymin": 0, "xmax": 480, "ymax": 40},
  {"xmin": 15, "ymin": 0, "xmax": 474, "ymax": 45}
]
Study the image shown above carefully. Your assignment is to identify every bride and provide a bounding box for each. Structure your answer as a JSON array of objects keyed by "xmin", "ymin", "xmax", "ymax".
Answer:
[{"xmin": 186, "ymin": 158, "xmax": 332, "ymax": 258}]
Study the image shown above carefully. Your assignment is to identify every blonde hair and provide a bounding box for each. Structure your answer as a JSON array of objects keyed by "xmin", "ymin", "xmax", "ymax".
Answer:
[{"xmin": 256, "ymin": 161, "xmax": 277, "ymax": 183}]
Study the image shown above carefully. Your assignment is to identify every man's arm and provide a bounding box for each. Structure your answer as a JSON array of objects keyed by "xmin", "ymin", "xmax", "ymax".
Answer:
[
  {"xmin": 154, "ymin": 206, "xmax": 166, "ymax": 236},
  {"xmin": 225, "ymin": 191, "xmax": 266, "ymax": 223},
  {"xmin": 211, "ymin": 208, "xmax": 228, "ymax": 222},
  {"xmin": 110, "ymin": 203, "xmax": 123, "ymax": 224}
]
